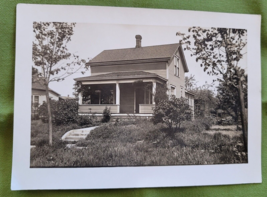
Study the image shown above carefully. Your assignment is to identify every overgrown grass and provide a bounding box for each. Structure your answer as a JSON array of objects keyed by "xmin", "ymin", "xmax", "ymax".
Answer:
[
  {"xmin": 30, "ymin": 120, "xmax": 247, "ymax": 167},
  {"xmin": 31, "ymin": 120, "xmax": 84, "ymax": 146}
]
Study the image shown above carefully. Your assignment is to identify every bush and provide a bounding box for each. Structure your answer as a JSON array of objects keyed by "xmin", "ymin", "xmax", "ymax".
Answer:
[
  {"xmin": 152, "ymin": 96, "xmax": 192, "ymax": 131},
  {"xmin": 38, "ymin": 100, "xmax": 78, "ymax": 125},
  {"xmin": 102, "ymin": 107, "xmax": 111, "ymax": 123},
  {"xmin": 183, "ymin": 117, "xmax": 213, "ymax": 132},
  {"xmin": 77, "ymin": 115, "xmax": 93, "ymax": 126}
]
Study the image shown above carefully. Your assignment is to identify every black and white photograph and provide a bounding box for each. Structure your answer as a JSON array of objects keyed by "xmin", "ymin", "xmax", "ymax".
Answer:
[
  {"xmin": 30, "ymin": 23, "xmax": 248, "ymax": 167},
  {"xmin": 12, "ymin": 4, "xmax": 261, "ymax": 190}
]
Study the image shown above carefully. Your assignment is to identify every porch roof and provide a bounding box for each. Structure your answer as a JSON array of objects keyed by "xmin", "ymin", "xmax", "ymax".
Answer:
[{"xmin": 74, "ymin": 71, "xmax": 167, "ymax": 82}]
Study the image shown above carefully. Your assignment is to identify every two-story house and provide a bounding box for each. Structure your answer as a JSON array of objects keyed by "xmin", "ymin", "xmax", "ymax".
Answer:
[{"xmin": 74, "ymin": 35, "xmax": 194, "ymax": 116}]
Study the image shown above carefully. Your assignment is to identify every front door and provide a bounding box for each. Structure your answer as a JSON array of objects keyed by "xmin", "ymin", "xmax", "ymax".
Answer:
[{"xmin": 120, "ymin": 83, "xmax": 134, "ymax": 113}]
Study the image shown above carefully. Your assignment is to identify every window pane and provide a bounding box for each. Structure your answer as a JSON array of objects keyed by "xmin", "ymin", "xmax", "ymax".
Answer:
[{"xmin": 34, "ymin": 96, "xmax": 39, "ymax": 103}]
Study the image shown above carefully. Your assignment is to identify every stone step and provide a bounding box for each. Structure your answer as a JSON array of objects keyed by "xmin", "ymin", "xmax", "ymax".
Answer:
[
  {"xmin": 64, "ymin": 136, "xmax": 86, "ymax": 141},
  {"xmin": 61, "ymin": 126, "xmax": 99, "ymax": 142},
  {"xmin": 71, "ymin": 133, "xmax": 88, "ymax": 136}
]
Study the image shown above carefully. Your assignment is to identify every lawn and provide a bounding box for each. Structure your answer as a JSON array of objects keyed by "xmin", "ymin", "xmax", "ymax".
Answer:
[{"xmin": 30, "ymin": 119, "xmax": 247, "ymax": 167}]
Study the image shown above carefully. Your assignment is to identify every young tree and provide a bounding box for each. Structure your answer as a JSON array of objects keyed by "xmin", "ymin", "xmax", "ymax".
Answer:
[
  {"xmin": 32, "ymin": 22, "xmax": 88, "ymax": 145},
  {"xmin": 185, "ymin": 74, "xmax": 197, "ymax": 91},
  {"xmin": 177, "ymin": 27, "xmax": 248, "ymax": 150},
  {"xmin": 192, "ymin": 86, "xmax": 217, "ymax": 118}
]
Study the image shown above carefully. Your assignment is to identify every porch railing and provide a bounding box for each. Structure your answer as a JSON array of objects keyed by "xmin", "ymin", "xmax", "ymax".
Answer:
[
  {"xmin": 78, "ymin": 104, "xmax": 119, "ymax": 113},
  {"xmin": 139, "ymin": 104, "xmax": 155, "ymax": 114}
]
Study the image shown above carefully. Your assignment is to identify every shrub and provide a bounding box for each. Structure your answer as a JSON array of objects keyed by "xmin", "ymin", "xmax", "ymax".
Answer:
[
  {"xmin": 183, "ymin": 117, "xmax": 213, "ymax": 132},
  {"xmin": 102, "ymin": 107, "xmax": 111, "ymax": 123},
  {"xmin": 38, "ymin": 100, "xmax": 78, "ymax": 125},
  {"xmin": 77, "ymin": 115, "xmax": 93, "ymax": 126},
  {"xmin": 152, "ymin": 96, "xmax": 192, "ymax": 131}
]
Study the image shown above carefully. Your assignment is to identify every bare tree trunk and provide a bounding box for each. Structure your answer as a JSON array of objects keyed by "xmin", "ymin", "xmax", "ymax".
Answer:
[
  {"xmin": 45, "ymin": 83, "xmax": 53, "ymax": 146},
  {"xmin": 236, "ymin": 69, "xmax": 248, "ymax": 152}
]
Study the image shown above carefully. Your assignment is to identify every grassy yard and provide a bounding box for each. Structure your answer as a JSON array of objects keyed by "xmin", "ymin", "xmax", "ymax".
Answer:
[{"xmin": 30, "ymin": 119, "xmax": 247, "ymax": 167}]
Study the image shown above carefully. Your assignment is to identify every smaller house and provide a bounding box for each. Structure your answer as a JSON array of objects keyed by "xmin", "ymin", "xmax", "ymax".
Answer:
[
  {"xmin": 32, "ymin": 81, "xmax": 60, "ymax": 105},
  {"xmin": 32, "ymin": 81, "xmax": 60, "ymax": 118}
]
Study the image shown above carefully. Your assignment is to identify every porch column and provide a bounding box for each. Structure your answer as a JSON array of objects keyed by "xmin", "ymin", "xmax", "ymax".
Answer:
[
  {"xmin": 152, "ymin": 81, "xmax": 156, "ymax": 104},
  {"xmin": 116, "ymin": 82, "xmax": 120, "ymax": 113},
  {"xmin": 78, "ymin": 92, "xmax": 83, "ymax": 105}
]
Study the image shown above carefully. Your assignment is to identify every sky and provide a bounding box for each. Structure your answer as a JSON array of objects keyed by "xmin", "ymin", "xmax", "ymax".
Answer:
[{"xmin": 44, "ymin": 23, "xmax": 247, "ymax": 97}]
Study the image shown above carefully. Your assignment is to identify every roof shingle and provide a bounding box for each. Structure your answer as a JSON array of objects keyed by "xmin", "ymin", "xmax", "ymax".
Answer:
[{"xmin": 90, "ymin": 43, "xmax": 180, "ymax": 63}]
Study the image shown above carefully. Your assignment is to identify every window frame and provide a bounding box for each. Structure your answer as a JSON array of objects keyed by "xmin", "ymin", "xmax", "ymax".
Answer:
[{"xmin": 174, "ymin": 56, "xmax": 180, "ymax": 77}]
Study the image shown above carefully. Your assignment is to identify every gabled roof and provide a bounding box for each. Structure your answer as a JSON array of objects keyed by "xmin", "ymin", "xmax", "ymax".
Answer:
[
  {"xmin": 90, "ymin": 43, "xmax": 180, "ymax": 63},
  {"xmin": 88, "ymin": 43, "xmax": 189, "ymax": 72},
  {"xmin": 32, "ymin": 80, "xmax": 61, "ymax": 96},
  {"xmin": 74, "ymin": 71, "xmax": 167, "ymax": 82}
]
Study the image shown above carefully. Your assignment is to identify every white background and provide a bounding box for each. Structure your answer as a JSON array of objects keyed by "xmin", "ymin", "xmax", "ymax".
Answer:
[{"xmin": 12, "ymin": 4, "xmax": 262, "ymax": 190}]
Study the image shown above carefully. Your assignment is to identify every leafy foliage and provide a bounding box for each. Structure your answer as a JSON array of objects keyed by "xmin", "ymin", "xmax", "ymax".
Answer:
[
  {"xmin": 32, "ymin": 22, "xmax": 89, "ymax": 145},
  {"xmin": 39, "ymin": 99, "xmax": 78, "ymax": 125},
  {"xmin": 177, "ymin": 27, "xmax": 248, "ymax": 150},
  {"xmin": 185, "ymin": 74, "xmax": 197, "ymax": 91},
  {"xmin": 216, "ymin": 74, "xmax": 247, "ymax": 123},
  {"xmin": 102, "ymin": 107, "xmax": 111, "ymax": 123},
  {"xmin": 77, "ymin": 115, "xmax": 95, "ymax": 126},
  {"xmin": 183, "ymin": 117, "xmax": 214, "ymax": 132},
  {"xmin": 152, "ymin": 96, "xmax": 192, "ymax": 131},
  {"xmin": 154, "ymin": 83, "xmax": 168, "ymax": 105},
  {"xmin": 192, "ymin": 85, "xmax": 217, "ymax": 118}
]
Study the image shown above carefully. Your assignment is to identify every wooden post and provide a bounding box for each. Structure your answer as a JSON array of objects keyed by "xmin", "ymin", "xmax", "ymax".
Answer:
[
  {"xmin": 78, "ymin": 92, "xmax": 83, "ymax": 105},
  {"xmin": 152, "ymin": 81, "xmax": 156, "ymax": 104},
  {"xmin": 144, "ymin": 88, "xmax": 146, "ymax": 104},
  {"xmin": 116, "ymin": 82, "xmax": 120, "ymax": 113},
  {"xmin": 113, "ymin": 86, "xmax": 116, "ymax": 104},
  {"xmin": 134, "ymin": 88, "xmax": 136, "ymax": 113}
]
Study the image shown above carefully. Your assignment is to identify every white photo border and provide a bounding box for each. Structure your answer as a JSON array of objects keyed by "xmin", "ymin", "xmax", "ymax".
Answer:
[{"xmin": 12, "ymin": 4, "xmax": 262, "ymax": 190}]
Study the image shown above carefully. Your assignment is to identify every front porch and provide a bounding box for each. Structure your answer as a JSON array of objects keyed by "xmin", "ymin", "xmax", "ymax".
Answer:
[
  {"xmin": 75, "ymin": 71, "xmax": 167, "ymax": 115},
  {"xmin": 77, "ymin": 81, "xmax": 156, "ymax": 114}
]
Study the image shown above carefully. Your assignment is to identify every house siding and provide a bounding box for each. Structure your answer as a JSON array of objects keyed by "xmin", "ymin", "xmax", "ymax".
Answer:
[
  {"xmin": 91, "ymin": 62, "xmax": 166, "ymax": 79},
  {"xmin": 49, "ymin": 92, "xmax": 60, "ymax": 100},
  {"xmin": 167, "ymin": 51, "xmax": 185, "ymax": 98}
]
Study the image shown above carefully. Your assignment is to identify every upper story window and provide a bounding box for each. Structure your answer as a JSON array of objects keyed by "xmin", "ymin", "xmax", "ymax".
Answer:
[{"xmin": 174, "ymin": 56, "xmax": 180, "ymax": 77}]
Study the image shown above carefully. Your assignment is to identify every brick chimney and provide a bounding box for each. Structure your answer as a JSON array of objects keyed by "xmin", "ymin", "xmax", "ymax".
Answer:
[{"xmin": 135, "ymin": 35, "xmax": 142, "ymax": 48}]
